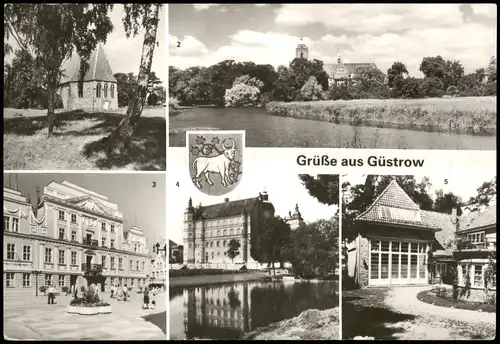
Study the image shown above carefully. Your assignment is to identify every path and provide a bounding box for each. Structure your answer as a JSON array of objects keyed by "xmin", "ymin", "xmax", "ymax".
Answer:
[
  {"xmin": 343, "ymin": 286, "xmax": 496, "ymax": 340},
  {"xmin": 3, "ymin": 290, "xmax": 167, "ymax": 340},
  {"xmin": 385, "ymin": 286, "xmax": 496, "ymax": 325}
]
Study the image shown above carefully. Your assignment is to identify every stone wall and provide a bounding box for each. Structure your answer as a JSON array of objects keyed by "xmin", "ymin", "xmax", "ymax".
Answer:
[
  {"xmin": 58, "ymin": 81, "xmax": 118, "ymax": 111},
  {"xmin": 357, "ymin": 235, "xmax": 370, "ymax": 287}
]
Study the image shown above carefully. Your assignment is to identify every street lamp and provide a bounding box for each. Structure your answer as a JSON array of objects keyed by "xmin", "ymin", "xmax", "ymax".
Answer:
[{"xmin": 32, "ymin": 270, "xmax": 42, "ymax": 296}]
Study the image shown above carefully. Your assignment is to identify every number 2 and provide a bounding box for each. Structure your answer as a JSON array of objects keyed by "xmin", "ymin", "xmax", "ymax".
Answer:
[{"xmin": 177, "ymin": 41, "xmax": 181, "ymax": 47}]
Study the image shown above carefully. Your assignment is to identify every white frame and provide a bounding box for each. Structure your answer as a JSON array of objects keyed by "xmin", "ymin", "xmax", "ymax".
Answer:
[{"xmin": 368, "ymin": 238, "xmax": 429, "ymax": 286}]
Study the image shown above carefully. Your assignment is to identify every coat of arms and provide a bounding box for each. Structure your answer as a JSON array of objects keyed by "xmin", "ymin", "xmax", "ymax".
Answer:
[{"xmin": 187, "ymin": 131, "xmax": 244, "ymax": 196}]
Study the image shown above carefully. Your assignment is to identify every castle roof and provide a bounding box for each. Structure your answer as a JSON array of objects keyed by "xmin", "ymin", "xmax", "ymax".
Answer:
[
  {"xmin": 59, "ymin": 44, "xmax": 117, "ymax": 84},
  {"xmin": 194, "ymin": 197, "xmax": 275, "ymax": 220},
  {"xmin": 324, "ymin": 62, "xmax": 379, "ymax": 76}
]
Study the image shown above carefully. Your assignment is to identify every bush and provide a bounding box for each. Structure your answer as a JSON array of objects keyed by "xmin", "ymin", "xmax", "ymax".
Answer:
[
  {"xmin": 264, "ymin": 97, "xmax": 496, "ymax": 133},
  {"xmin": 169, "ymin": 268, "xmax": 245, "ymax": 278},
  {"xmin": 62, "ymin": 286, "xmax": 70, "ymax": 293},
  {"xmin": 39, "ymin": 286, "xmax": 47, "ymax": 294},
  {"xmin": 224, "ymin": 83, "xmax": 260, "ymax": 107},
  {"xmin": 300, "ymin": 76, "xmax": 324, "ymax": 101}
]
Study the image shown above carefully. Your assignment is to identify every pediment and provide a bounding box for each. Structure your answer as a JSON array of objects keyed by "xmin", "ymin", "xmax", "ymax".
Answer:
[{"xmin": 67, "ymin": 196, "xmax": 114, "ymax": 217}]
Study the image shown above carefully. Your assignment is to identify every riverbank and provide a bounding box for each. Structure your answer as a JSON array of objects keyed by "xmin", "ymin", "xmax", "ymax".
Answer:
[
  {"xmin": 169, "ymin": 272, "xmax": 268, "ymax": 289},
  {"xmin": 243, "ymin": 308, "xmax": 339, "ymax": 340},
  {"xmin": 265, "ymin": 97, "xmax": 496, "ymax": 134}
]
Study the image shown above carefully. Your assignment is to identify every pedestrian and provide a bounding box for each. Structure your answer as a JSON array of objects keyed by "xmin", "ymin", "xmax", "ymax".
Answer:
[
  {"xmin": 150, "ymin": 289, "xmax": 156, "ymax": 310},
  {"xmin": 110, "ymin": 285, "xmax": 115, "ymax": 298},
  {"xmin": 47, "ymin": 284, "xmax": 56, "ymax": 304},
  {"xmin": 143, "ymin": 287, "xmax": 150, "ymax": 309},
  {"xmin": 123, "ymin": 284, "xmax": 128, "ymax": 302}
]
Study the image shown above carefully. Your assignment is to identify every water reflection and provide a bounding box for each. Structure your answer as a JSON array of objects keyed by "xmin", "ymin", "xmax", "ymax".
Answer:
[
  {"xmin": 171, "ymin": 281, "xmax": 338, "ymax": 340},
  {"xmin": 169, "ymin": 108, "xmax": 495, "ymax": 150}
]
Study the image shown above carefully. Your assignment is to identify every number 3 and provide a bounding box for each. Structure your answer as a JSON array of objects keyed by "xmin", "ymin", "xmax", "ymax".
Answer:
[{"xmin": 152, "ymin": 182, "xmax": 156, "ymax": 187}]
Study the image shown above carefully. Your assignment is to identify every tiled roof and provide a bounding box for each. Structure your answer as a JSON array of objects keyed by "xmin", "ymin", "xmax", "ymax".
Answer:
[
  {"xmin": 194, "ymin": 197, "xmax": 274, "ymax": 220},
  {"xmin": 324, "ymin": 63, "xmax": 379, "ymax": 76},
  {"xmin": 421, "ymin": 210, "xmax": 456, "ymax": 249},
  {"xmin": 60, "ymin": 44, "xmax": 117, "ymax": 84},
  {"xmin": 357, "ymin": 180, "xmax": 437, "ymax": 230},
  {"xmin": 459, "ymin": 204, "xmax": 496, "ymax": 231}
]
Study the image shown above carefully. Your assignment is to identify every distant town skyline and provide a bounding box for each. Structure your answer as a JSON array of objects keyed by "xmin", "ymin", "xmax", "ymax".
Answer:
[
  {"xmin": 5, "ymin": 4, "xmax": 166, "ymax": 81},
  {"xmin": 4, "ymin": 173, "xmax": 166, "ymax": 250},
  {"xmin": 169, "ymin": 4, "xmax": 496, "ymax": 76}
]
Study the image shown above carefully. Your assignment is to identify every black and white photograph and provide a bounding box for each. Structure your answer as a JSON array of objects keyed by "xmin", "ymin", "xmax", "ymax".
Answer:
[
  {"xmin": 3, "ymin": 173, "xmax": 167, "ymax": 340},
  {"xmin": 169, "ymin": 3, "xmax": 496, "ymax": 149},
  {"xmin": 168, "ymin": 148, "xmax": 340, "ymax": 339},
  {"xmin": 4, "ymin": 4, "xmax": 167, "ymax": 171},
  {"xmin": 341, "ymin": 173, "xmax": 496, "ymax": 340}
]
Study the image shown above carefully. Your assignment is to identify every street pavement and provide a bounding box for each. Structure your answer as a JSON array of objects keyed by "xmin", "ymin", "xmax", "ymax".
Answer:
[{"xmin": 3, "ymin": 289, "xmax": 167, "ymax": 340}]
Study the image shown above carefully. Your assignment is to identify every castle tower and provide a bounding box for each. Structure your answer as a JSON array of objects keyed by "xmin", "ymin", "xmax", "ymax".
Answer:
[
  {"xmin": 183, "ymin": 198, "xmax": 195, "ymax": 264},
  {"xmin": 296, "ymin": 41, "xmax": 309, "ymax": 60},
  {"xmin": 287, "ymin": 204, "xmax": 305, "ymax": 230}
]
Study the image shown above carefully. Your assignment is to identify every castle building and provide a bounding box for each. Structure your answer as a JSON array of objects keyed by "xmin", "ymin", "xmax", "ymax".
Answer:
[
  {"xmin": 294, "ymin": 42, "xmax": 381, "ymax": 86},
  {"xmin": 183, "ymin": 192, "xmax": 304, "ymax": 267},
  {"xmin": 3, "ymin": 181, "xmax": 150, "ymax": 292},
  {"xmin": 347, "ymin": 180, "xmax": 496, "ymax": 291},
  {"xmin": 57, "ymin": 44, "xmax": 118, "ymax": 111}
]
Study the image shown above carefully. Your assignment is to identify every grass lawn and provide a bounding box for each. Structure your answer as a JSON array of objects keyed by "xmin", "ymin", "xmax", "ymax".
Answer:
[
  {"xmin": 3, "ymin": 108, "xmax": 166, "ymax": 170},
  {"xmin": 417, "ymin": 289, "xmax": 496, "ymax": 313}
]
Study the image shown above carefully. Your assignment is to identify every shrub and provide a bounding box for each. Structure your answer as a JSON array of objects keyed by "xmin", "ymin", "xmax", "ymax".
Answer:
[
  {"xmin": 435, "ymin": 286, "xmax": 448, "ymax": 298},
  {"xmin": 39, "ymin": 286, "xmax": 47, "ymax": 294},
  {"xmin": 300, "ymin": 76, "xmax": 324, "ymax": 101},
  {"xmin": 62, "ymin": 286, "xmax": 70, "ymax": 293},
  {"xmin": 224, "ymin": 83, "xmax": 260, "ymax": 107}
]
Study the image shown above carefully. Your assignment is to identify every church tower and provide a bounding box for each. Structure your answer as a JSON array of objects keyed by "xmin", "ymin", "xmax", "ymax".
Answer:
[
  {"xmin": 296, "ymin": 41, "xmax": 309, "ymax": 60},
  {"xmin": 183, "ymin": 198, "xmax": 195, "ymax": 264}
]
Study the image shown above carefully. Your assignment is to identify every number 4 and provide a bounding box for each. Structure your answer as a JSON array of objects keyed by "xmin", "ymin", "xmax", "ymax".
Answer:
[{"xmin": 176, "ymin": 182, "xmax": 180, "ymax": 187}]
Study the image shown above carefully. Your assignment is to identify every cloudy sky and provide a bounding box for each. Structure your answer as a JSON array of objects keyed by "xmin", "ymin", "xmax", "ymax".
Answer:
[
  {"xmin": 5, "ymin": 5, "xmax": 166, "ymax": 81},
  {"xmin": 344, "ymin": 172, "xmax": 496, "ymax": 203},
  {"xmin": 4, "ymin": 173, "xmax": 166, "ymax": 250},
  {"xmin": 168, "ymin": 149, "xmax": 338, "ymax": 244},
  {"xmin": 169, "ymin": 3, "xmax": 496, "ymax": 76}
]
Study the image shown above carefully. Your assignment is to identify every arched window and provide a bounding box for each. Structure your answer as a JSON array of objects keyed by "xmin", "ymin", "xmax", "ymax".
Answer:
[
  {"xmin": 96, "ymin": 83, "xmax": 102, "ymax": 98},
  {"xmin": 223, "ymin": 230, "xmax": 227, "ymax": 236},
  {"xmin": 110, "ymin": 84, "xmax": 115, "ymax": 98},
  {"xmin": 230, "ymin": 229, "xmax": 233, "ymax": 236},
  {"xmin": 217, "ymin": 230, "xmax": 220, "ymax": 237},
  {"xmin": 104, "ymin": 83, "xmax": 108, "ymax": 98}
]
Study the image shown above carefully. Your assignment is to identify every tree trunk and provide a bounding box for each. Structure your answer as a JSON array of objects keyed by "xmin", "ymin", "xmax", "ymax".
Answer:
[
  {"xmin": 272, "ymin": 261, "xmax": 275, "ymax": 276},
  {"xmin": 103, "ymin": 4, "xmax": 160, "ymax": 152},
  {"xmin": 46, "ymin": 69, "xmax": 58, "ymax": 137}
]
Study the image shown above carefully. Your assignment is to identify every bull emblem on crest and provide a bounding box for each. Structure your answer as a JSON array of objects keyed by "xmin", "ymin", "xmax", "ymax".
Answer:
[{"xmin": 187, "ymin": 131, "xmax": 244, "ymax": 196}]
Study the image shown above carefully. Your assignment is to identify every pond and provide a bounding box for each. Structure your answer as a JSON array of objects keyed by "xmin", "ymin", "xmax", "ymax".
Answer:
[
  {"xmin": 169, "ymin": 108, "xmax": 496, "ymax": 149},
  {"xmin": 169, "ymin": 280, "xmax": 339, "ymax": 340}
]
